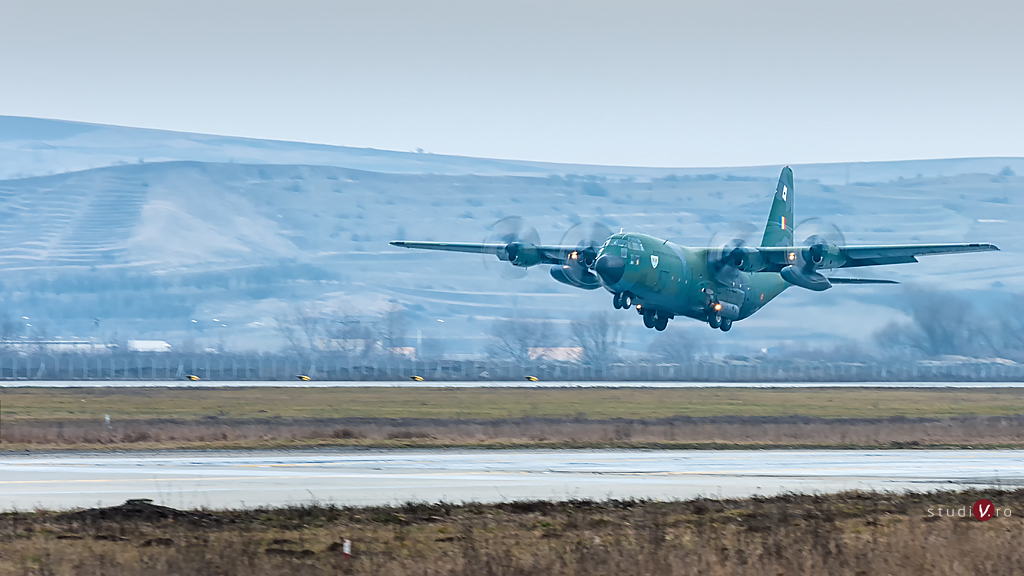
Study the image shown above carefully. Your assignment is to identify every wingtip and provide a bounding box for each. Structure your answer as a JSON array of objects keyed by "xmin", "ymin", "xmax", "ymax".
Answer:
[{"xmin": 389, "ymin": 241, "xmax": 403, "ymax": 247}]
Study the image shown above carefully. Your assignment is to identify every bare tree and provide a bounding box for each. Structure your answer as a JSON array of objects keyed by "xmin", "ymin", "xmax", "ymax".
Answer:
[
  {"xmin": 0, "ymin": 315, "xmax": 23, "ymax": 352},
  {"xmin": 486, "ymin": 316, "xmax": 556, "ymax": 363},
  {"xmin": 380, "ymin": 302, "xmax": 407, "ymax": 356},
  {"xmin": 648, "ymin": 328, "xmax": 695, "ymax": 363},
  {"xmin": 420, "ymin": 337, "xmax": 448, "ymax": 361},
  {"xmin": 570, "ymin": 312, "xmax": 621, "ymax": 367},
  {"xmin": 324, "ymin": 314, "xmax": 378, "ymax": 359},
  {"xmin": 874, "ymin": 287, "xmax": 982, "ymax": 358},
  {"xmin": 993, "ymin": 293, "xmax": 1024, "ymax": 359},
  {"xmin": 274, "ymin": 304, "xmax": 324, "ymax": 357},
  {"xmin": 275, "ymin": 319, "xmax": 303, "ymax": 356}
]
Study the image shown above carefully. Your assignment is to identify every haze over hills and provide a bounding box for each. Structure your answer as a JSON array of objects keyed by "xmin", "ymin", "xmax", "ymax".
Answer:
[
  {"xmin": 4, "ymin": 115, "xmax": 1024, "ymax": 184},
  {"xmin": 0, "ymin": 116, "xmax": 1017, "ymax": 356}
]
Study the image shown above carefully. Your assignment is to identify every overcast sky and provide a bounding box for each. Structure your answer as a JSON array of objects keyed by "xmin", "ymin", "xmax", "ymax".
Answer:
[{"xmin": 2, "ymin": 0, "xmax": 1021, "ymax": 167}]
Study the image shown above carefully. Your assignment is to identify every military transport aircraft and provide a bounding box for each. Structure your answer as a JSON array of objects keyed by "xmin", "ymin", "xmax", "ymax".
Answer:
[{"xmin": 391, "ymin": 168, "xmax": 999, "ymax": 332}]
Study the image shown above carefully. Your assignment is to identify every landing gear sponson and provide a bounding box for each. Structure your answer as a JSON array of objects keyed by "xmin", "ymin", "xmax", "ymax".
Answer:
[{"xmin": 706, "ymin": 309, "xmax": 733, "ymax": 332}]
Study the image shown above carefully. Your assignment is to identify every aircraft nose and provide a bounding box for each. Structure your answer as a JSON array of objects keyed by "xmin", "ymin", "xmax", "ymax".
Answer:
[{"xmin": 594, "ymin": 253, "xmax": 625, "ymax": 285}]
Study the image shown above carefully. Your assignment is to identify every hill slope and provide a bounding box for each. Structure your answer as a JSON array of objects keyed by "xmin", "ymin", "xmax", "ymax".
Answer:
[
  {"xmin": 3, "ymin": 115, "xmax": 1024, "ymax": 184},
  {"xmin": 0, "ymin": 157, "xmax": 1014, "ymax": 354}
]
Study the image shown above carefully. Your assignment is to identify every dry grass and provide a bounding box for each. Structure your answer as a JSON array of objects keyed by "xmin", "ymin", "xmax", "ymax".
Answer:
[
  {"xmin": 5, "ymin": 414, "xmax": 1024, "ymax": 450},
  {"xmin": 6, "ymin": 386, "xmax": 1024, "ymax": 449},
  {"xmin": 2, "ymin": 490, "xmax": 1023, "ymax": 575},
  {"xmin": 6, "ymin": 386, "xmax": 1024, "ymax": 421}
]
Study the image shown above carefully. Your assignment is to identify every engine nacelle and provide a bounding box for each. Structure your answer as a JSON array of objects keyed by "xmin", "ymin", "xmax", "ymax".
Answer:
[
  {"xmin": 803, "ymin": 242, "xmax": 845, "ymax": 270},
  {"xmin": 504, "ymin": 242, "xmax": 543, "ymax": 267},
  {"xmin": 781, "ymin": 265, "xmax": 832, "ymax": 291},
  {"xmin": 550, "ymin": 265, "xmax": 602, "ymax": 290},
  {"xmin": 732, "ymin": 247, "xmax": 770, "ymax": 272},
  {"xmin": 711, "ymin": 301, "xmax": 741, "ymax": 320}
]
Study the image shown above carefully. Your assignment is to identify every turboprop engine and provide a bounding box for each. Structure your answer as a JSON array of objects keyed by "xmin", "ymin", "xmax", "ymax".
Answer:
[
  {"xmin": 547, "ymin": 221, "xmax": 612, "ymax": 291},
  {"xmin": 706, "ymin": 224, "xmax": 769, "ymax": 287},
  {"xmin": 780, "ymin": 220, "xmax": 848, "ymax": 291},
  {"xmin": 503, "ymin": 242, "xmax": 543, "ymax": 267}
]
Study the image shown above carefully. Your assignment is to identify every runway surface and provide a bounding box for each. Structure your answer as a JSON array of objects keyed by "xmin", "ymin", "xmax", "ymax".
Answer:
[
  {"xmin": 1, "ymin": 449, "xmax": 1022, "ymax": 510},
  {"xmin": 2, "ymin": 380, "xmax": 1022, "ymax": 388}
]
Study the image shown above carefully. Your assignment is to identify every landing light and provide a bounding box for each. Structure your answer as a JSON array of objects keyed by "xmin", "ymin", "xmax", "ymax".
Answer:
[
  {"xmin": 788, "ymin": 252, "xmax": 796, "ymax": 261},
  {"xmin": 714, "ymin": 303, "xmax": 722, "ymax": 311}
]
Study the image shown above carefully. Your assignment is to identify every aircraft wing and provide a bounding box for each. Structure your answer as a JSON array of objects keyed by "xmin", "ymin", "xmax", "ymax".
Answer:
[
  {"xmin": 389, "ymin": 241, "xmax": 506, "ymax": 255},
  {"xmin": 835, "ymin": 243, "xmax": 1000, "ymax": 268},
  {"xmin": 749, "ymin": 242, "xmax": 999, "ymax": 271},
  {"xmin": 390, "ymin": 241, "xmax": 573, "ymax": 264}
]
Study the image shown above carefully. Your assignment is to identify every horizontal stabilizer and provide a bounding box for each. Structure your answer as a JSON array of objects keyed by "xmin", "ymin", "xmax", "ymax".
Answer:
[{"xmin": 829, "ymin": 277, "xmax": 899, "ymax": 285}]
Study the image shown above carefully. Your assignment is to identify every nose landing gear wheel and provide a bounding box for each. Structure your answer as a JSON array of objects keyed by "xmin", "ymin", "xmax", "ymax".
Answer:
[
  {"xmin": 708, "ymin": 314, "xmax": 722, "ymax": 329},
  {"xmin": 613, "ymin": 292, "xmax": 632, "ymax": 309},
  {"xmin": 719, "ymin": 318, "xmax": 733, "ymax": 332}
]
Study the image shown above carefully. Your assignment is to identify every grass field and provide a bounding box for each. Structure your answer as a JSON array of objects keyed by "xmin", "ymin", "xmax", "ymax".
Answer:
[
  {"xmin": 4, "ymin": 386, "xmax": 1024, "ymax": 449},
  {"xmin": 6, "ymin": 386, "xmax": 1024, "ymax": 420},
  {"xmin": 2, "ymin": 490, "xmax": 1022, "ymax": 575}
]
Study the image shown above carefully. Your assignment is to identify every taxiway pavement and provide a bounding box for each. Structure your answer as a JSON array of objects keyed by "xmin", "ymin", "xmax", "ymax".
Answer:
[{"xmin": 1, "ymin": 449, "xmax": 1020, "ymax": 510}]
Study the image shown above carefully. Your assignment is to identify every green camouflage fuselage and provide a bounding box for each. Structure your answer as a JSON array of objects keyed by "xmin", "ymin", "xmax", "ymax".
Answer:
[{"xmin": 596, "ymin": 233, "xmax": 789, "ymax": 322}]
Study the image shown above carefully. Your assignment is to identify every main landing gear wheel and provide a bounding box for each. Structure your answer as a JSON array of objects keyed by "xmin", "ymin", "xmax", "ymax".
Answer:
[
  {"xmin": 613, "ymin": 293, "xmax": 623, "ymax": 309},
  {"xmin": 654, "ymin": 315, "xmax": 669, "ymax": 331},
  {"xmin": 643, "ymin": 309, "xmax": 656, "ymax": 328},
  {"xmin": 708, "ymin": 314, "xmax": 722, "ymax": 329},
  {"xmin": 720, "ymin": 318, "xmax": 733, "ymax": 332}
]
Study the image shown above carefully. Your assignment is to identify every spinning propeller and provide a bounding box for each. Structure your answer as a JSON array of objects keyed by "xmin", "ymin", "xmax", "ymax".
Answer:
[
  {"xmin": 780, "ymin": 218, "xmax": 847, "ymax": 291},
  {"xmin": 706, "ymin": 219, "xmax": 848, "ymax": 291},
  {"xmin": 550, "ymin": 221, "xmax": 613, "ymax": 290},
  {"xmin": 706, "ymin": 222, "xmax": 760, "ymax": 286},
  {"xmin": 483, "ymin": 216, "xmax": 541, "ymax": 279}
]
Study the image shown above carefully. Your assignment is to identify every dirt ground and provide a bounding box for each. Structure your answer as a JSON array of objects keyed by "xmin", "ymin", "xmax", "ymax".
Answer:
[{"xmin": 2, "ymin": 490, "xmax": 1022, "ymax": 575}]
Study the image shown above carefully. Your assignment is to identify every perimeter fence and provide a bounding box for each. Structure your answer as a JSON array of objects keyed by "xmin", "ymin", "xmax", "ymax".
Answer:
[{"xmin": 0, "ymin": 353, "xmax": 1021, "ymax": 382}]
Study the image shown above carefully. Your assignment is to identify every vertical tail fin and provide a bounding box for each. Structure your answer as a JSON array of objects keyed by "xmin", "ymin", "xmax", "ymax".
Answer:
[{"xmin": 761, "ymin": 167, "xmax": 794, "ymax": 247}]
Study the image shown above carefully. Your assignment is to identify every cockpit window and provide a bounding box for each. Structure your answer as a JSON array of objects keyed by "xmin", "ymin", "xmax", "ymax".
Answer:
[{"xmin": 627, "ymin": 239, "xmax": 644, "ymax": 251}]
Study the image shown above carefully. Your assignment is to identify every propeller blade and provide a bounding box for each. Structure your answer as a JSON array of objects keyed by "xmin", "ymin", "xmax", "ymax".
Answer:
[
  {"xmin": 482, "ymin": 216, "xmax": 540, "ymax": 279},
  {"xmin": 558, "ymin": 220, "xmax": 613, "ymax": 285},
  {"xmin": 793, "ymin": 218, "xmax": 846, "ymax": 272},
  {"xmin": 706, "ymin": 222, "xmax": 759, "ymax": 286}
]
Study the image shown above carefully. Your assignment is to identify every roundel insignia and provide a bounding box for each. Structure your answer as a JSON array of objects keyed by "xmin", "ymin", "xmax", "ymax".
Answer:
[
  {"xmin": 650, "ymin": 255, "xmax": 659, "ymax": 268},
  {"xmin": 782, "ymin": 185, "xmax": 788, "ymax": 201}
]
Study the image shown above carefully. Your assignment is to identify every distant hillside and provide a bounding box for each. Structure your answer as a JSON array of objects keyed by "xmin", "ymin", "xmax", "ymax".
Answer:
[
  {"xmin": 0, "ymin": 157, "xmax": 1014, "ymax": 354},
  {"xmin": 3, "ymin": 115, "xmax": 1024, "ymax": 184}
]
